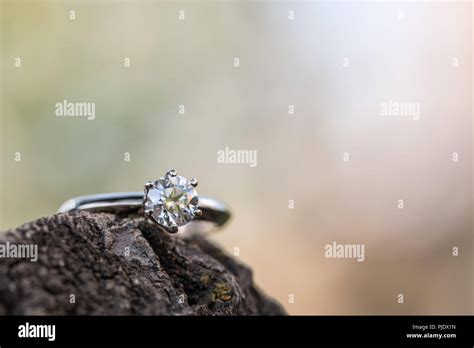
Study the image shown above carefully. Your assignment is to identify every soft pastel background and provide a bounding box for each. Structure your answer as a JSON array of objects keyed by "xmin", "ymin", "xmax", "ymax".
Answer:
[{"xmin": 0, "ymin": 0, "xmax": 472, "ymax": 314}]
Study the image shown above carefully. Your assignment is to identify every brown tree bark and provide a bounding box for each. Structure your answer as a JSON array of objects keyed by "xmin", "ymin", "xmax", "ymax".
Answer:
[{"xmin": 0, "ymin": 211, "xmax": 285, "ymax": 315}]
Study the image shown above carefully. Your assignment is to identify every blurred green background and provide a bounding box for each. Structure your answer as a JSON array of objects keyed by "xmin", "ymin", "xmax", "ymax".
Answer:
[{"xmin": 1, "ymin": 0, "xmax": 472, "ymax": 314}]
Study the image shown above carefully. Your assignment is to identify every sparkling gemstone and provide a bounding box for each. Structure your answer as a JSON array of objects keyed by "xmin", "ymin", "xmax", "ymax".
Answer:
[{"xmin": 144, "ymin": 173, "xmax": 199, "ymax": 228}]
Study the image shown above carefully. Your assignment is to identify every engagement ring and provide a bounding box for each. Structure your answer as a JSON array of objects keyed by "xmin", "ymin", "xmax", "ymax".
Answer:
[{"xmin": 58, "ymin": 169, "xmax": 231, "ymax": 234}]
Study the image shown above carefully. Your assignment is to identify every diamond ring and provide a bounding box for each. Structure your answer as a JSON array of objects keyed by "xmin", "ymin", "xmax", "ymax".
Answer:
[{"xmin": 57, "ymin": 169, "xmax": 231, "ymax": 234}]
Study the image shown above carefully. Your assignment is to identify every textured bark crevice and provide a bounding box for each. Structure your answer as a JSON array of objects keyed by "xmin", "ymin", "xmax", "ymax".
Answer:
[{"xmin": 0, "ymin": 211, "xmax": 285, "ymax": 315}]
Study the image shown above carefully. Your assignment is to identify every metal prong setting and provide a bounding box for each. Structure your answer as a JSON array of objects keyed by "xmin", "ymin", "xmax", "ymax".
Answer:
[
  {"xmin": 144, "ymin": 180, "xmax": 154, "ymax": 192},
  {"xmin": 189, "ymin": 177, "xmax": 198, "ymax": 187},
  {"xmin": 167, "ymin": 169, "xmax": 177, "ymax": 177},
  {"xmin": 164, "ymin": 223, "xmax": 178, "ymax": 234},
  {"xmin": 194, "ymin": 209, "xmax": 203, "ymax": 218}
]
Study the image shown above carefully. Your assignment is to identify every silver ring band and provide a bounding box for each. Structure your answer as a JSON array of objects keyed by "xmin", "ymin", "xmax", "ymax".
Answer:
[
  {"xmin": 58, "ymin": 170, "xmax": 232, "ymax": 234},
  {"xmin": 58, "ymin": 192, "xmax": 231, "ymax": 234}
]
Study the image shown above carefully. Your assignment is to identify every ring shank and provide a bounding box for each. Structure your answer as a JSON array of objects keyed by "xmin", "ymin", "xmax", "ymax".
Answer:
[{"xmin": 58, "ymin": 192, "xmax": 231, "ymax": 232}]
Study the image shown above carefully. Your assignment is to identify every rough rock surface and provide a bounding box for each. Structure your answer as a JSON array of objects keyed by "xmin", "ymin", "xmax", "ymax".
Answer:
[{"xmin": 0, "ymin": 211, "xmax": 285, "ymax": 315}]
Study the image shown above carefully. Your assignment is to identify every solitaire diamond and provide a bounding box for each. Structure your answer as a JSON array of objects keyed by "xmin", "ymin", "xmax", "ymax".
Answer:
[{"xmin": 144, "ymin": 170, "xmax": 199, "ymax": 232}]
